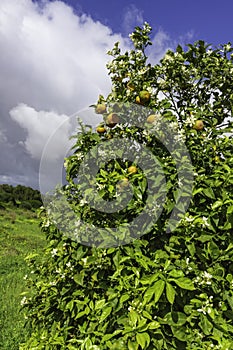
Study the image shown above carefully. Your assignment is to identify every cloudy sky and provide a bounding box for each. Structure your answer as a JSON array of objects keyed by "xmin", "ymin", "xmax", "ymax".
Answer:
[{"xmin": 0, "ymin": 0, "xmax": 233, "ymax": 191}]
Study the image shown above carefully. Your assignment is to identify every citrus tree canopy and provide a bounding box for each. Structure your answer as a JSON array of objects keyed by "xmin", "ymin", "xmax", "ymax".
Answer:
[{"xmin": 21, "ymin": 23, "xmax": 233, "ymax": 349}]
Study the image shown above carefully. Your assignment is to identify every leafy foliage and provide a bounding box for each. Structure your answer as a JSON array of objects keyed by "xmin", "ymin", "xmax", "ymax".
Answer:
[
  {"xmin": 0, "ymin": 184, "xmax": 42, "ymax": 210},
  {"xmin": 21, "ymin": 23, "xmax": 233, "ymax": 349}
]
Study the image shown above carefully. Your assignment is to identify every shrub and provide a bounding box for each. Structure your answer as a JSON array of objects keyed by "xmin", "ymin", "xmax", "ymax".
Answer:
[
  {"xmin": 28, "ymin": 199, "xmax": 43, "ymax": 209},
  {"xmin": 20, "ymin": 201, "xmax": 32, "ymax": 211},
  {"xmin": 21, "ymin": 24, "xmax": 233, "ymax": 349}
]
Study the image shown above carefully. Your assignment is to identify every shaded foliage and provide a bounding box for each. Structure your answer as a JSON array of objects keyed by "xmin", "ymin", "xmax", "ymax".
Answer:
[{"xmin": 0, "ymin": 184, "xmax": 42, "ymax": 210}]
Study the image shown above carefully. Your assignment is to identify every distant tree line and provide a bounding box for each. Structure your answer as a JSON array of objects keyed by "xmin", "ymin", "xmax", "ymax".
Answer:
[{"xmin": 0, "ymin": 184, "xmax": 42, "ymax": 210}]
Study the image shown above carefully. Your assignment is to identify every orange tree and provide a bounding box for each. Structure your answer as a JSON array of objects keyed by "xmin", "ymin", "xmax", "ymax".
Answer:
[{"xmin": 21, "ymin": 23, "xmax": 233, "ymax": 349}]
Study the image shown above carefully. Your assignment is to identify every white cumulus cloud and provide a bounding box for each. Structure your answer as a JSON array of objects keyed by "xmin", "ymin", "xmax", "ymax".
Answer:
[
  {"xmin": 0, "ymin": 0, "xmax": 174, "ymax": 189},
  {"xmin": 0, "ymin": 0, "xmax": 130, "ymax": 187},
  {"xmin": 0, "ymin": 0, "xmax": 129, "ymax": 114},
  {"xmin": 10, "ymin": 103, "xmax": 71, "ymax": 161}
]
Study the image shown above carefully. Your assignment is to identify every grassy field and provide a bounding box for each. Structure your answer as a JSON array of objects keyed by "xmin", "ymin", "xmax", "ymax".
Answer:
[{"xmin": 0, "ymin": 207, "xmax": 46, "ymax": 350}]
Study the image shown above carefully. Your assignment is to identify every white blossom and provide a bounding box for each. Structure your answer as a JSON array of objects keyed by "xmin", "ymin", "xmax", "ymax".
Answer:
[
  {"xmin": 195, "ymin": 271, "xmax": 213, "ymax": 286},
  {"xmin": 225, "ymin": 43, "xmax": 231, "ymax": 51},
  {"xmin": 203, "ymin": 271, "xmax": 213, "ymax": 283},
  {"xmin": 163, "ymin": 53, "xmax": 174, "ymax": 62},
  {"xmin": 66, "ymin": 262, "xmax": 74, "ymax": 271},
  {"xmin": 177, "ymin": 178, "xmax": 184, "ymax": 187},
  {"xmin": 43, "ymin": 218, "xmax": 51, "ymax": 228},
  {"xmin": 79, "ymin": 198, "xmax": 88, "ymax": 207},
  {"xmin": 82, "ymin": 257, "xmax": 88, "ymax": 265},
  {"xmin": 184, "ymin": 114, "xmax": 196, "ymax": 127},
  {"xmin": 197, "ymin": 306, "xmax": 207, "ymax": 315},
  {"xmin": 51, "ymin": 248, "xmax": 58, "ymax": 257},
  {"xmin": 169, "ymin": 121, "xmax": 179, "ymax": 130},
  {"xmin": 49, "ymin": 281, "xmax": 56, "ymax": 286},
  {"xmin": 76, "ymin": 152, "xmax": 84, "ymax": 160},
  {"xmin": 183, "ymin": 215, "xmax": 194, "ymax": 223},
  {"xmin": 21, "ymin": 296, "xmax": 27, "ymax": 306},
  {"xmin": 202, "ymin": 216, "xmax": 210, "ymax": 227},
  {"xmin": 197, "ymin": 295, "xmax": 214, "ymax": 315},
  {"xmin": 174, "ymin": 128, "xmax": 186, "ymax": 142}
]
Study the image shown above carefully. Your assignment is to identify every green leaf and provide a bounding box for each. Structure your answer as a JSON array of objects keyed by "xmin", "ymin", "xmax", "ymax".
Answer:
[
  {"xmin": 154, "ymin": 280, "xmax": 165, "ymax": 303},
  {"xmin": 208, "ymin": 240, "xmax": 220, "ymax": 259},
  {"xmin": 171, "ymin": 326, "xmax": 187, "ymax": 341},
  {"xmin": 75, "ymin": 310, "xmax": 88, "ymax": 319},
  {"xmin": 140, "ymin": 273, "xmax": 159, "ymax": 285},
  {"xmin": 148, "ymin": 321, "xmax": 161, "ymax": 330},
  {"xmin": 224, "ymin": 292, "xmax": 233, "ymax": 311},
  {"xmin": 143, "ymin": 286, "xmax": 155, "ymax": 304},
  {"xmin": 128, "ymin": 339, "xmax": 138, "ymax": 350},
  {"xmin": 143, "ymin": 279, "xmax": 165, "ymax": 305},
  {"xmin": 199, "ymin": 314, "xmax": 213, "ymax": 335},
  {"xmin": 142, "ymin": 310, "xmax": 152, "ymax": 320},
  {"xmin": 169, "ymin": 277, "xmax": 195, "ymax": 290},
  {"xmin": 102, "ymin": 329, "xmax": 122, "ymax": 342},
  {"xmin": 73, "ymin": 272, "xmax": 85, "ymax": 286},
  {"xmin": 212, "ymin": 200, "xmax": 223, "ymax": 210},
  {"xmin": 165, "ymin": 312, "xmax": 187, "ymax": 326},
  {"xmin": 84, "ymin": 338, "xmax": 93, "ymax": 349},
  {"xmin": 166, "ymin": 283, "xmax": 176, "ymax": 304},
  {"xmin": 99, "ymin": 306, "xmax": 112, "ymax": 323},
  {"xmin": 223, "ymin": 221, "xmax": 232, "ymax": 230},
  {"xmin": 113, "ymin": 250, "xmax": 120, "ymax": 268},
  {"xmin": 66, "ymin": 300, "xmax": 74, "ymax": 312},
  {"xmin": 196, "ymin": 235, "xmax": 212, "ymax": 243},
  {"xmin": 226, "ymin": 243, "xmax": 233, "ymax": 253},
  {"xmin": 129, "ymin": 309, "xmax": 139, "ymax": 326},
  {"xmin": 136, "ymin": 332, "xmax": 150, "ymax": 348},
  {"xmin": 120, "ymin": 293, "xmax": 130, "ymax": 304},
  {"xmin": 168, "ymin": 269, "xmax": 184, "ymax": 278},
  {"xmin": 95, "ymin": 299, "xmax": 106, "ymax": 310},
  {"xmin": 193, "ymin": 187, "xmax": 204, "ymax": 195},
  {"xmin": 203, "ymin": 187, "xmax": 215, "ymax": 199},
  {"xmin": 176, "ymin": 44, "xmax": 183, "ymax": 53},
  {"xmin": 187, "ymin": 243, "xmax": 196, "ymax": 256},
  {"xmin": 227, "ymin": 205, "xmax": 233, "ymax": 214}
]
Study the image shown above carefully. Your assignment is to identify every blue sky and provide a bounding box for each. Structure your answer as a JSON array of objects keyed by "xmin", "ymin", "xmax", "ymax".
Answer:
[
  {"xmin": 62, "ymin": 0, "xmax": 233, "ymax": 45},
  {"xmin": 0, "ymin": 0, "xmax": 232, "ymax": 190}
]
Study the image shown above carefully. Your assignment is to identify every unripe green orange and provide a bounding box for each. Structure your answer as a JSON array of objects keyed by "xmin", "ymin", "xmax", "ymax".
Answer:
[
  {"xmin": 128, "ymin": 165, "xmax": 137, "ymax": 174},
  {"xmin": 193, "ymin": 120, "xmax": 204, "ymax": 131},
  {"xmin": 146, "ymin": 114, "xmax": 157, "ymax": 124},
  {"xmin": 96, "ymin": 126, "xmax": 106, "ymax": 134},
  {"xmin": 95, "ymin": 103, "xmax": 107, "ymax": 114},
  {"xmin": 106, "ymin": 113, "xmax": 120, "ymax": 128},
  {"xmin": 139, "ymin": 90, "xmax": 151, "ymax": 104}
]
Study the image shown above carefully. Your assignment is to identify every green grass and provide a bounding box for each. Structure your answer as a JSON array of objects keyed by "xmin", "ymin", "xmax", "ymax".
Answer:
[{"xmin": 0, "ymin": 207, "xmax": 46, "ymax": 350}]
